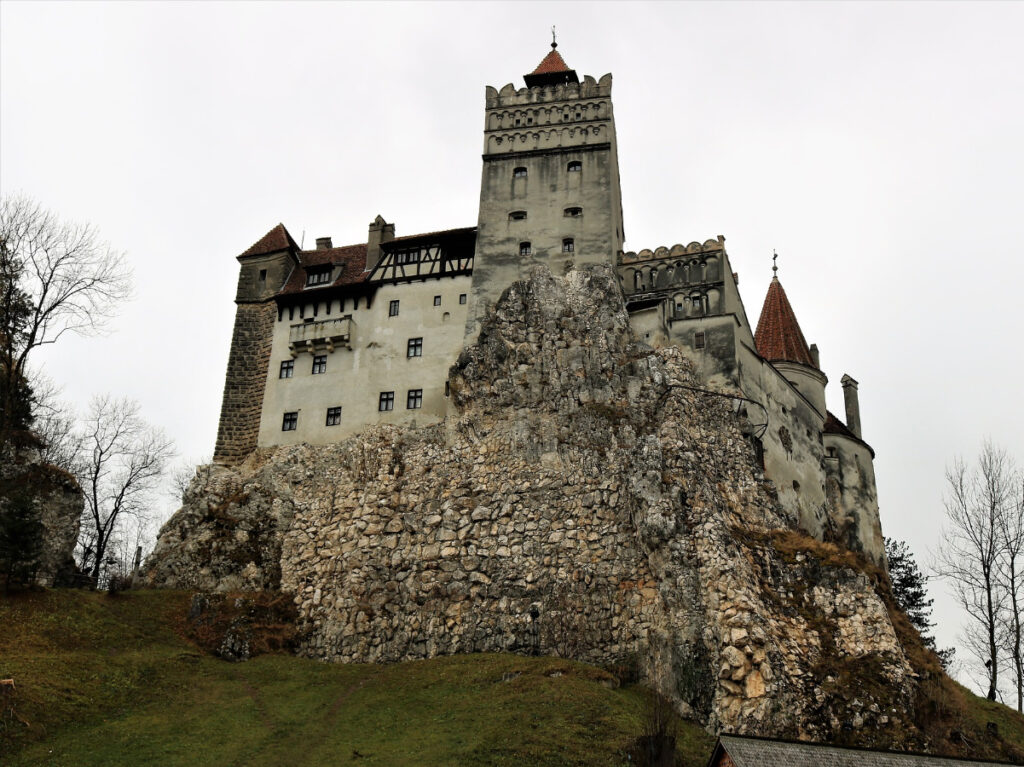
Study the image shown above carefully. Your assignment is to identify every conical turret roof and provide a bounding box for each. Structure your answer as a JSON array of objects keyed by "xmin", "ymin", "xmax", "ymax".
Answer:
[
  {"xmin": 754, "ymin": 276, "xmax": 817, "ymax": 368},
  {"xmin": 524, "ymin": 43, "xmax": 579, "ymax": 88}
]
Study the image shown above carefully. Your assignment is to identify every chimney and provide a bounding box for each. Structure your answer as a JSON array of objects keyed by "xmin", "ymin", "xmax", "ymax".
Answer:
[
  {"xmin": 315, "ymin": 236, "xmax": 333, "ymax": 250},
  {"xmin": 809, "ymin": 343, "xmax": 820, "ymax": 369},
  {"xmin": 841, "ymin": 374, "xmax": 861, "ymax": 438},
  {"xmin": 366, "ymin": 214, "xmax": 395, "ymax": 272}
]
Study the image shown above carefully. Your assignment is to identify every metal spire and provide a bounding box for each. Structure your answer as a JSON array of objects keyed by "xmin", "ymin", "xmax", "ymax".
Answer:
[
  {"xmin": 772, "ymin": 250, "xmax": 778, "ymax": 278},
  {"xmin": 551, "ymin": 25, "xmax": 557, "ymax": 49}
]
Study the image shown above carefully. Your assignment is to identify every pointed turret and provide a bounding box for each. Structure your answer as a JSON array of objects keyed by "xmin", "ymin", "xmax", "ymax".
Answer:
[
  {"xmin": 754, "ymin": 275, "xmax": 816, "ymax": 368},
  {"xmin": 524, "ymin": 41, "xmax": 579, "ymax": 88},
  {"xmin": 238, "ymin": 223, "xmax": 299, "ymax": 259},
  {"xmin": 754, "ymin": 266, "xmax": 827, "ymax": 419}
]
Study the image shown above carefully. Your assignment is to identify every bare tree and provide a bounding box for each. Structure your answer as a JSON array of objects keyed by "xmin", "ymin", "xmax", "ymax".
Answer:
[
  {"xmin": 998, "ymin": 470, "xmax": 1024, "ymax": 711},
  {"xmin": 936, "ymin": 441, "xmax": 1016, "ymax": 701},
  {"xmin": 0, "ymin": 195, "xmax": 130, "ymax": 452},
  {"xmin": 73, "ymin": 396, "xmax": 174, "ymax": 586}
]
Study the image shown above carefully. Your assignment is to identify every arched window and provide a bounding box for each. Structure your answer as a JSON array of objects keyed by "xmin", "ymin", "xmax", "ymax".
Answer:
[
  {"xmin": 519, "ymin": 242, "xmax": 532, "ymax": 256},
  {"xmin": 562, "ymin": 238, "xmax": 574, "ymax": 253},
  {"xmin": 564, "ymin": 207, "xmax": 582, "ymax": 217},
  {"xmin": 509, "ymin": 211, "xmax": 527, "ymax": 221},
  {"xmin": 513, "ymin": 167, "xmax": 528, "ymax": 178},
  {"xmin": 567, "ymin": 161, "xmax": 582, "ymax": 173}
]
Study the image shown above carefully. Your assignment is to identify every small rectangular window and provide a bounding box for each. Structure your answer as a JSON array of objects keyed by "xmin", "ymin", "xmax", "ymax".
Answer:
[
  {"xmin": 459, "ymin": 293, "xmax": 467, "ymax": 305},
  {"xmin": 433, "ymin": 295, "xmax": 441, "ymax": 306},
  {"xmin": 282, "ymin": 412, "xmax": 298, "ymax": 431},
  {"xmin": 562, "ymin": 239, "xmax": 574, "ymax": 253},
  {"xmin": 407, "ymin": 389, "xmax": 423, "ymax": 410},
  {"xmin": 389, "ymin": 300, "xmax": 399, "ymax": 317},
  {"xmin": 279, "ymin": 360, "xmax": 294, "ymax": 379},
  {"xmin": 519, "ymin": 242, "xmax": 532, "ymax": 256},
  {"xmin": 305, "ymin": 268, "xmax": 332, "ymax": 286},
  {"xmin": 564, "ymin": 207, "xmax": 582, "ymax": 217},
  {"xmin": 445, "ymin": 380, "xmax": 451, "ymax": 397},
  {"xmin": 509, "ymin": 211, "xmax": 527, "ymax": 221},
  {"xmin": 312, "ymin": 355, "xmax": 327, "ymax": 374},
  {"xmin": 378, "ymin": 391, "xmax": 395, "ymax": 412},
  {"xmin": 513, "ymin": 167, "xmax": 527, "ymax": 178},
  {"xmin": 567, "ymin": 161, "xmax": 582, "ymax": 172},
  {"xmin": 326, "ymin": 406, "xmax": 342, "ymax": 426},
  {"xmin": 407, "ymin": 337, "xmax": 423, "ymax": 358},
  {"xmin": 694, "ymin": 331, "xmax": 706, "ymax": 349},
  {"xmin": 259, "ymin": 269, "xmax": 268, "ymax": 281}
]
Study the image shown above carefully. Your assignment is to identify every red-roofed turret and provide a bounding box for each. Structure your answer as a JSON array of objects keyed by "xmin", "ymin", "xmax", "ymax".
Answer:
[{"xmin": 524, "ymin": 41, "xmax": 579, "ymax": 88}]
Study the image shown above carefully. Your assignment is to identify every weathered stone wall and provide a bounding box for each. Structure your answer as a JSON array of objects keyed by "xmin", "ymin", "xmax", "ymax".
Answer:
[
  {"xmin": 145, "ymin": 265, "xmax": 916, "ymax": 744},
  {"xmin": 213, "ymin": 301, "xmax": 276, "ymax": 464}
]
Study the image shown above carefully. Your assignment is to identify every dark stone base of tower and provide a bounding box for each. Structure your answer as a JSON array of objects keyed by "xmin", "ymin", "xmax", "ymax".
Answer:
[{"xmin": 213, "ymin": 301, "xmax": 276, "ymax": 464}]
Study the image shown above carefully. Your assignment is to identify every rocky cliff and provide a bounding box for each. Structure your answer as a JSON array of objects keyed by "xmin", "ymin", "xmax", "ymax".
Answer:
[{"xmin": 144, "ymin": 265, "xmax": 928, "ymax": 745}]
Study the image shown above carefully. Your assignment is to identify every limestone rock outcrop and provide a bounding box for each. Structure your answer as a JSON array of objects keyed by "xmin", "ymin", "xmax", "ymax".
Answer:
[{"xmin": 143, "ymin": 265, "xmax": 919, "ymax": 744}]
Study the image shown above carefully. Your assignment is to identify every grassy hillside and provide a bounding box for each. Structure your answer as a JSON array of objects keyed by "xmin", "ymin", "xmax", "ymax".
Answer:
[{"xmin": 0, "ymin": 590, "xmax": 712, "ymax": 766}]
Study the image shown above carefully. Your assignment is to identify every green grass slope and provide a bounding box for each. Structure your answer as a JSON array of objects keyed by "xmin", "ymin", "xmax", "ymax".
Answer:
[{"xmin": 0, "ymin": 590, "xmax": 712, "ymax": 766}]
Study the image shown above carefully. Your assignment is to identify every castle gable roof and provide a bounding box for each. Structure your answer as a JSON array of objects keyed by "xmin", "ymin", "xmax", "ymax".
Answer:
[
  {"xmin": 754, "ymin": 276, "xmax": 816, "ymax": 368},
  {"xmin": 531, "ymin": 48, "xmax": 572, "ymax": 76},
  {"xmin": 709, "ymin": 734, "xmax": 1005, "ymax": 767},
  {"xmin": 278, "ymin": 243, "xmax": 369, "ymax": 297},
  {"xmin": 824, "ymin": 410, "xmax": 874, "ymax": 456},
  {"xmin": 238, "ymin": 223, "xmax": 299, "ymax": 258}
]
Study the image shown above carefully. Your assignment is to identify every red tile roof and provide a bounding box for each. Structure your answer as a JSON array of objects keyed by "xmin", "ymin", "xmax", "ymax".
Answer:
[
  {"xmin": 278, "ymin": 243, "xmax": 369, "ymax": 296},
  {"xmin": 238, "ymin": 223, "xmax": 298, "ymax": 258},
  {"xmin": 531, "ymin": 47, "xmax": 572, "ymax": 75},
  {"xmin": 824, "ymin": 410, "xmax": 874, "ymax": 455},
  {"xmin": 754, "ymin": 277, "xmax": 817, "ymax": 368}
]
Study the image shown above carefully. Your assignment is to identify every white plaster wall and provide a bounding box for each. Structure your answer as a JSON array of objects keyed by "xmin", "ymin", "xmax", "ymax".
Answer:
[{"xmin": 257, "ymin": 276, "xmax": 472, "ymax": 447}]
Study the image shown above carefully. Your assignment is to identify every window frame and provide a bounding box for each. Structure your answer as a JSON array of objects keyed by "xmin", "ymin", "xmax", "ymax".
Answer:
[
  {"xmin": 459, "ymin": 293, "xmax": 467, "ymax": 305},
  {"xmin": 378, "ymin": 391, "xmax": 395, "ymax": 412},
  {"xmin": 311, "ymin": 354, "xmax": 327, "ymax": 375},
  {"xmin": 567, "ymin": 161, "xmax": 582, "ymax": 173},
  {"xmin": 388, "ymin": 299, "xmax": 400, "ymax": 317},
  {"xmin": 694, "ymin": 331, "xmax": 706, "ymax": 349},
  {"xmin": 282, "ymin": 411, "xmax": 298, "ymax": 431},
  {"xmin": 407, "ymin": 389, "xmax": 423, "ymax": 410},
  {"xmin": 564, "ymin": 207, "xmax": 583, "ymax": 218},
  {"xmin": 433, "ymin": 295, "xmax": 441, "ymax": 306},
  {"xmin": 325, "ymin": 406, "xmax": 342, "ymax": 426},
  {"xmin": 407, "ymin": 337, "xmax": 423, "ymax": 358},
  {"xmin": 562, "ymin": 238, "xmax": 574, "ymax": 253},
  {"xmin": 513, "ymin": 166, "xmax": 528, "ymax": 178},
  {"xmin": 279, "ymin": 360, "xmax": 294, "ymax": 379},
  {"xmin": 519, "ymin": 242, "xmax": 532, "ymax": 256},
  {"xmin": 305, "ymin": 267, "xmax": 332, "ymax": 287}
]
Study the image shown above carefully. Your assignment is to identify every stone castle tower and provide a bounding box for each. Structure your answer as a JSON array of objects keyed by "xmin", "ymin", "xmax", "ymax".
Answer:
[
  {"xmin": 211, "ymin": 42, "xmax": 885, "ymax": 567},
  {"xmin": 467, "ymin": 43, "xmax": 624, "ymax": 339}
]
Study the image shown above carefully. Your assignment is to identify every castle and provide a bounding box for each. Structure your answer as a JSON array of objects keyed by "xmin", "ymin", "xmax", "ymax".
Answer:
[{"xmin": 213, "ymin": 43, "xmax": 884, "ymax": 565}]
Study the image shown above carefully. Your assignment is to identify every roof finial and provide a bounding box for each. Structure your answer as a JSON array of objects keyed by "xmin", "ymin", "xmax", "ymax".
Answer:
[
  {"xmin": 551, "ymin": 25, "xmax": 557, "ymax": 49},
  {"xmin": 772, "ymin": 249, "xmax": 779, "ymax": 278}
]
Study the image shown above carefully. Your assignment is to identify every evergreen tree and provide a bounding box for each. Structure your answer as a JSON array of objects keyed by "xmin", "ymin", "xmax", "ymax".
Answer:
[
  {"xmin": 0, "ymin": 485, "xmax": 42, "ymax": 592},
  {"xmin": 886, "ymin": 536, "xmax": 956, "ymax": 669}
]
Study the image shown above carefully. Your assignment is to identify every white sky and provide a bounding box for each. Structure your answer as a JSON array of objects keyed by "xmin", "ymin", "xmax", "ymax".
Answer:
[{"xmin": 3, "ymin": 1, "xmax": 1023, "ymax": 695}]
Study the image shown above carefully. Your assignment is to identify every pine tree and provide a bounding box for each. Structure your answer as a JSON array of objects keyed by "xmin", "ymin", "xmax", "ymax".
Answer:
[
  {"xmin": 886, "ymin": 536, "xmax": 956, "ymax": 669},
  {"xmin": 0, "ymin": 486, "xmax": 43, "ymax": 592}
]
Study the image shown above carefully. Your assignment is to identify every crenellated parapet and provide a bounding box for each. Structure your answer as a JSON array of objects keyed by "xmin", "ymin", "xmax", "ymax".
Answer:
[
  {"xmin": 620, "ymin": 236, "xmax": 726, "ymax": 265},
  {"xmin": 485, "ymin": 73, "xmax": 612, "ymax": 108}
]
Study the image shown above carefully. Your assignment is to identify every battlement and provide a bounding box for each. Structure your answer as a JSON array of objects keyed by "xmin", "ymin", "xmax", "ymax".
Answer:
[
  {"xmin": 485, "ymin": 73, "xmax": 612, "ymax": 108},
  {"xmin": 619, "ymin": 237, "xmax": 726, "ymax": 265}
]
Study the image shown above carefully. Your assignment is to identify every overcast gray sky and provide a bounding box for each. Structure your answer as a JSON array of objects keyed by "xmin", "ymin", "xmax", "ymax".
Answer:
[{"xmin": 3, "ymin": 1, "xmax": 1023, "ymax": 694}]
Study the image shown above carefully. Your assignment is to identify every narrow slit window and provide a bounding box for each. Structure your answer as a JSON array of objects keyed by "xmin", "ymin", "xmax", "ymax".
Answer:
[
  {"xmin": 694, "ymin": 331, "xmax": 706, "ymax": 349},
  {"xmin": 389, "ymin": 300, "xmax": 399, "ymax": 317},
  {"xmin": 259, "ymin": 269, "xmax": 267, "ymax": 281}
]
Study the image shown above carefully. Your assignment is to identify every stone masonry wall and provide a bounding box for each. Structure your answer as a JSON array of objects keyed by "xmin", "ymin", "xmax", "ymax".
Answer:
[
  {"xmin": 146, "ymin": 265, "xmax": 919, "ymax": 745},
  {"xmin": 213, "ymin": 301, "xmax": 276, "ymax": 465}
]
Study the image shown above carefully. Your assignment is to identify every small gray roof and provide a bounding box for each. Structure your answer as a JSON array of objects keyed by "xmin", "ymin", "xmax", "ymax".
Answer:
[{"xmin": 714, "ymin": 734, "xmax": 1010, "ymax": 767}]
